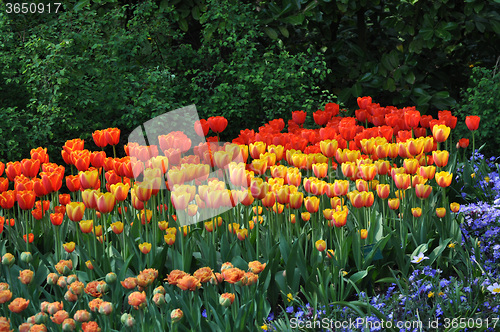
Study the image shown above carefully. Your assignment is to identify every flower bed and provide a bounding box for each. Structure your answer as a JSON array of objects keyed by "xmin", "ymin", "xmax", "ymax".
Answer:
[{"xmin": 0, "ymin": 97, "xmax": 497, "ymax": 331}]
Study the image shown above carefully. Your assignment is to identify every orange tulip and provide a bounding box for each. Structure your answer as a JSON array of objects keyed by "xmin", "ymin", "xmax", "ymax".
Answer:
[
  {"xmin": 16, "ymin": 190, "xmax": 36, "ymax": 210},
  {"xmin": 355, "ymin": 179, "xmax": 370, "ymax": 192},
  {"xmin": 312, "ymin": 163, "xmax": 328, "ymax": 179},
  {"xmin": 0, "ymin": 177, "xmax": 7, "ymax": 193},
  {"xmin": 359, "ymin": 164, "xmax": 377, "ymax": 181},
  {"xmin": 415, "ymin": 184, "xmax": 432, "ymax": 199},
  {"xmin": 332, "ymin": 180, "xmax": 350, "ymax": 197},
  {"xmin": 105, "ymin": 128, "xmax": 120, "ymax": 145},
  {"xmin": 94, "ymin": 192, "xmax": 116, "ymax": 214},
  {"xmin": 50, "ymin": 213, "xmax": 64, "ymax": 226},
  {"xmin": 65, "ymin": 175, "xmax": 80, "ymax": 192},
  {"xmin": 128, "ymin": 291, "xmax": 147, "ymax": 309},
  {"xmin": 30, "ymin": 147, "xmax": 49, "ymax": 164},
  {"xmin": 332, "ymin": 208, "xmax": 349, "ymax": 227},
  {"xmin": 139, "ymin": 242, "xmax": 152, "ymax": 254},
  {"xmin": 176, "ymin": 275, "xmax": 201, "ymax": 291},
  {"xmin": 93, "ymin": 129, "xmax": 108, "ymax": 148},
  {"xmin": 286, "ymin": 169, "xmax": 301, "ymax": 187},
  {"xmin": 249, "ymin": 178, "xmax": 268, "ymax": 200},
  {"xmin": 18, "ymin": 270, "xmax": 34, "ymax": 285},
  {"xmin": 170, "ymin": 191, "xmax": 191, "ymax": 211},
  {"xmin": 403, "ymin": 158, "xmax": 419, "ymax": 175},
  {"xmin": 450, "ymin": 202, "xmax": 460, "ymax": 213},
  {"xmin": 63, "ymin": 242, "xmax": 75, "ymax": 253},
  {"xmin": 360, "ymin": 229, "xmax": 368, "ymax": 239},
  {"xmin": 90, "ymin": 151, "xmax": 106, "ymax": 169},
  {"xmin": 5, "ymin": 161, "xmax": 21, "ymax": 182},
  {"xmin": 20, "ymin": 159, "xmax": 40, "ymax": 178},
  {"xmin": 341, "ymin": 162, "xmax": 358, "ymax": 179},
  {"xmin": 8, "ymin": 297, "xmax": 29, "ymax": 313}
]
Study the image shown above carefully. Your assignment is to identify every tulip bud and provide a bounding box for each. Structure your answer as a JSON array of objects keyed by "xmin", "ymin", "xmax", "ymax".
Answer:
[
  {"xmin": 62, "ymin": 318, "xmax": 76, "ymax": 331},
  {"xmin": 219, "ymin": 293, "xmax": 235, "ymax": 307},
  {"xmin": 34, "ymin": 312, "xmax": 48, "ymax": 324},
  {"xmin": 105, "ymin": 272, "xmax": 117, "ymax": 284},
  {"xmin": 171, "ymin": 309, "xmax": 183, "ymax": 323},
  {"xmin": 121, "ymin": 313, "xmax": 135, "ymax": 327},
  {"xmin": 2, "ymin": 253, "xmax": 14, "ymax": 266},
  {"xmin": 20, "ymin": 252, "xmax": 32, "ymax": 264},
  {"xmin": 153, "ymin": 293, "xmax": 166, "ymax": 307}
]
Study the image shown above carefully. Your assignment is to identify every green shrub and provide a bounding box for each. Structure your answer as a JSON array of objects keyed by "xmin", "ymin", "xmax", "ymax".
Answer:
[
  {"xmin": 0, "ymin": 0, "xmax": 334, "ymax": 163},
  {"xmin": 454, "ymin": 65, "xmax": 500, "ymax": 157}
]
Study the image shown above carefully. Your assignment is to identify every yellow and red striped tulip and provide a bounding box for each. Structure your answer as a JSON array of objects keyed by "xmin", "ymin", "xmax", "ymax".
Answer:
[
  {"xmin": 320, "ymin": 139, "xmax": 338, "ymax": 158},
  {"xmin": 415, "ymin": 184, "xmax": 432, "ymax": 199},
  {"xmin": 304, "ymin": 196, "xmax": 320, "ymax": 213},
  {"xmin": 66, "ymin": 202, "xmax": 85, "ymax": 222},
  {"xmin": 393, "ymin": 173, "xmax": 411, "ymax": 190},
  {"xmin": 376, "ymin": 184, "xmax": 390, "ymax": 199},
  {"xmin": 432, "ymin": 124, "xmax": 450, "ymax": 143},
  {"xmin": 436, "ymin": 207, "xmax": 446, "ymax": 218},
  {"xmin": 79, "ymin": 170, "xmax": 99, "ymax": 190},
  {"xmin": 315, "ymin": 240, "xmax": 326, "ymax": 252},
  {"xmin": 388, "ymin": 198, "xmax": 400, "ymax": 210},
  {"xmin": 432, "ymin": 150, "xmax": 449, "ymax": 168},
  {"xmin": 411, "ymin": 207, "xmax": 422, "ymax": 217},
  {"xmin": 312, "ymin": 163, "xmax": 328, "ymax": 179},
  {"xmin": 359, "ymin": 164, "xmax": 377, "ymax": 181},
  {"xmin": 249, "ymin": 142, "xmax": 266, "ymax": 160},
  {"xmin": 418, "ymin": 166, "xmax": 436, "ymax": 180},
  {"xmin": 95, "ymin": 192, "xmax": 116, "ymax": 214},
  {"xmin": 435, "ymin": 171, "xmax": 453, "ymax": 187}
]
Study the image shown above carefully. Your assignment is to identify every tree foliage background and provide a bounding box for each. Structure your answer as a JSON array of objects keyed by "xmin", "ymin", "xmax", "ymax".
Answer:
[{"xmin": 0, "ymin": 0, "xmax": 498, "ymax": 162}]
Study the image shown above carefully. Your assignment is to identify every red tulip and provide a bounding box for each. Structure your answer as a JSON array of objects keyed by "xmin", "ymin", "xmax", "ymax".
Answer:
[
  {"xmin": 292, "ymin": 110, "xmax": 307, "ymax": 125},
  {"xmin": 357, "ymin": 96, "xmax": 372, "ymax": 109},
  {"xmin": 207, "ymin": 116, "xmax": 228, "ymax": 133},
  {"xmin": 465, "ymin": 116, "xmax": 480, "ymax": 131},
  {"xmin": 194, "ymin": 119, "xmax": 210, "ymax": 137}
]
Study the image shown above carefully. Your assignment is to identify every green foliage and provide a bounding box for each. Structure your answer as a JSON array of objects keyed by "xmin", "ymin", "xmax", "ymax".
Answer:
[
  {"xmin": 454, "ymin": 65, "xmax": 500, "ymax": 157},
  {"xmin": 255, "ymin": 0, "xmax": 500, "ymax": 112},
  {"xmin": 0, "ymin": 0, "xmax": 334, "ymax": 162}
]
